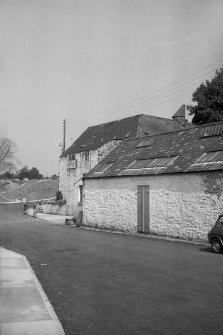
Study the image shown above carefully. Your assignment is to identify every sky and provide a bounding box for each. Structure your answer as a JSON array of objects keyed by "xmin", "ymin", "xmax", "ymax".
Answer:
[{"xmin": 1, "ymin": 0, "xmax": 223, "ymax": 176}]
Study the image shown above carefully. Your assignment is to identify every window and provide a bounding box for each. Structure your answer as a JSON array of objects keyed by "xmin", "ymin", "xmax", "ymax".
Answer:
[
  {"xmin": 67, "ymin": 160, "xmax": 77, "ymax": 169},
  {"xmin": 69, "ymin": 154, "xmax": 76, "ymax": 160},
  {"xmin": 217, "ymin": 216, "xmax": 223, "ymax": 227},
  {"xmin": 79, "ymin": 185, "xmax": 83, "ymax": 203},
  {"xmin": 84, "ymin": 151, "xmax": 90, "ymax": 165},
  {"xmin": 67, "ymin": 158, "xmax": 77, "ymax": 175}
]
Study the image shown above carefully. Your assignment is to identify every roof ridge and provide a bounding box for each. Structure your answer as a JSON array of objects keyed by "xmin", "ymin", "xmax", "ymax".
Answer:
[
  {"xmin": 86, "ymin": 114, "xmax": 141, "ymax": 129},
  {"xmin": 121, "ymin": 120, "xmax": 223, "ymax": 142},
  {"xmin": 136, "ymin": 114, "xmax": 142, "ymax": 137},
  {"xmin": 143, "ymin": 114, "xmax": 177, "ymax": 121},
  {"xmin": 85, "ymin": 113, "xmax": 179, "ymax": 129}
]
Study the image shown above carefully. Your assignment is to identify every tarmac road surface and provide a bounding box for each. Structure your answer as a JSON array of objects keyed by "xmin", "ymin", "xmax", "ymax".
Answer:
[{"xmin": 0, "ymin": 203, "xmax": 223, "ymax": 335}]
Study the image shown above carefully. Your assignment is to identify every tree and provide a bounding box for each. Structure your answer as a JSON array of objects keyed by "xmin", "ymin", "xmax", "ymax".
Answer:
[
  {"xmin": 0, "ymin": 138, "xmax": 17, "ymax": 175},
  {"xmin": 189, "ymin": 68, "xmax": 223, "ymax": 125},
  {"xmin": 17, "ymin": 166, "xmax": 43, "ymax": 180},
  {"xmin": 28, "ymin": 167, "xmax": 43, "ymax": 180},
  {"xmin": 17, "ymin": 166, "xmax": 29, "ymax": 180},
  {"xmin": 2, "ymin": 171, "xmax": 14, "ymax": 179}
]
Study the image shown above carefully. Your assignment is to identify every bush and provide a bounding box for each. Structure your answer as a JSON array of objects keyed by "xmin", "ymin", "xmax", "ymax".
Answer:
[{"xmin": 55, "ymin": 190, "xmax": 63, "ymax": 201}]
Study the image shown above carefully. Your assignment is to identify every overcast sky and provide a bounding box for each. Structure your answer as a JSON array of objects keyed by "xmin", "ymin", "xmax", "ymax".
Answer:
[{"xmin": 1, "ymin": 0, "xmax": 223, "ymax": 176}]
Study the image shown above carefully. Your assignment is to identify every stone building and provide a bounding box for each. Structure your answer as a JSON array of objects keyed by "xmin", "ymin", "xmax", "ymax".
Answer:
[
  {"xmin": 83, "ymin": 122, "xmax": 223, "ymax": 241},
  {"xmin": 59, "ymin": 113, "xmax": 185, "ymax": 215}
]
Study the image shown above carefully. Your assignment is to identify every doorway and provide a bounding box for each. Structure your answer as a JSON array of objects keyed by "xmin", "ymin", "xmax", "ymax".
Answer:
[{"xmin": 137, "ymin": 185, "xmax": 150, "ymax": 233}]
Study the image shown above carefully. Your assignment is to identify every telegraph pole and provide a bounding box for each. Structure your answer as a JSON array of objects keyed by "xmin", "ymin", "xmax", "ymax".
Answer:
[{"xmin": 62, "ymin": 119, "xmax": 66, "ymax": 152}]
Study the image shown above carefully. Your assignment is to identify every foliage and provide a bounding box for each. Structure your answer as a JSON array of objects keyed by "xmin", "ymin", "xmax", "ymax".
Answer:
[
  {"xmin": 189, "ymin": 68, "xmax": 223, "ymax": 125},
  {"xmin": 56, "ymin": 190, "xmax": 63, "ymax": 201},
  {"xmin": 17, "ymin": 166, "xmax": 29, "ymax": 180},
  {"xmin": 17, "ymin": 166, "xmax": 43, "ymax": 180},
  {"xmin": 28, "ymin": 167, "xmax": 43, "ymax": 180},
  {"xmin": 0, "ymin": 171, "xmax": 14, "ymax": 179},
  {"xmin": 0, "ymin": 163, "xmax": 44, "ymax": 180},
  {"xmin": 0, "ymin": 138, "xmax": 17, "ymax": 175}
]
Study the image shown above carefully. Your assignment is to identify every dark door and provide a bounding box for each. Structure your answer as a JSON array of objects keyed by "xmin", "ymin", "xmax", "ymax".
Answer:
[{"xmin": 137, "ymin": 185, "xmax": 150, "ymax": 233}]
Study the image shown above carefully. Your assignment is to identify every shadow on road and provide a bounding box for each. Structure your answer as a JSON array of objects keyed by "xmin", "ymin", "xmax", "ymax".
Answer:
[{"xmin": 199, "ymin": 247, "xmax": 213, "ymax": 253}]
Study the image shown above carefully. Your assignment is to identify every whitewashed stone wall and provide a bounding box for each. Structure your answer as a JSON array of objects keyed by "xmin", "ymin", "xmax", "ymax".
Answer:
[
  {"xmin": 41, "ymin": 203, "xmax": 68, "ymax": 215},
  {"xmin": 83, "ymin": 172, "xmax": 223, "ymax": 241},
  {"xmin": 58, "ymin": 140, "xmax": 121, "ymax": 215},
  {"xmin": 25, "ymin": 203, "xmax": 68, "ymax": 216},
  {"xmin": 59, "ymin": 153, "xmax": 95, "ymax": 215}
]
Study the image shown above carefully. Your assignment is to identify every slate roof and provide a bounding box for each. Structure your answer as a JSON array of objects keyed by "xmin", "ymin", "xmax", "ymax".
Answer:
[
  {"xmin": 84, "ymin": 121, "xmax": 223, "ymax": 179},
  {"xmin": 62, "ymin": 114, "xmax": 184, "ymax": 157}
]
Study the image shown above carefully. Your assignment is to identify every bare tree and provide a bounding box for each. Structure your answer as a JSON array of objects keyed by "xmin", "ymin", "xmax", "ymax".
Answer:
[{"xmin": 0, "ymin": 138, "xmax": 17, "ymax": 174}]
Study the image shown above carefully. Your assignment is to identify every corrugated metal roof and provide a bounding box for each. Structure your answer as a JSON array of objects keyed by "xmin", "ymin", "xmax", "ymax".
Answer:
[
  {"xmin": 84, "ymin": 121, "xmax": 223, "ymax": 178},
  {"xmin": 126, "ymin": 156, "xmax": 177, "ymax": 169},
  {"xmin": 186, "ymin": 150, "xmax": 223, "ymax": 172},
  {"xmin": 200, "ymin": 123, "xmax": 223, "ymax": 138},
  {"xmin": 91, "ymin": 163, "xmax": 113, "ymax": 176},
  {"xmin": 196, "ymin": 151, "xmax": 223, "ymax": 163}
]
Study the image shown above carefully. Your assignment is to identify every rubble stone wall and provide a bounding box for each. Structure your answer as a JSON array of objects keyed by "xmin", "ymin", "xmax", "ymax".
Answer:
[
  {"xmin": 83, "ymin": 172, "xmax": 223, "ymax": 241},
  {"xmin": 58, "ymin": 140, "xmax": 121, "ymax": 215}
]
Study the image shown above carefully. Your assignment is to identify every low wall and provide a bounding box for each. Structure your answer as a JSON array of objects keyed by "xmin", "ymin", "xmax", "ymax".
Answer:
[
  {"xmin": 39, "ymin": 200, "xmax": 82, "ymax": 218},
  {"xmin": 41, "ymin": 202, "xmax": 67, "ymax": 215},
  {"xmin": 24, "ymin": 199, "xmax": 68, "ymax": 216}
]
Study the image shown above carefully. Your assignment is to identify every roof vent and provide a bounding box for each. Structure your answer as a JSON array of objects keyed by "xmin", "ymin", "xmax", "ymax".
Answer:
[
  {"xmin": 136, "ymin": 138, "xmax": 155, "ymax": 148},
  {"xmin": 172, "ymin": 105, "xmax": 187, "ymax": 125}
]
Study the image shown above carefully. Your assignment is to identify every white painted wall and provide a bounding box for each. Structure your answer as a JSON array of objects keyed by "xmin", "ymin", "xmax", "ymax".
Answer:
[
  {"xmin": 59, "ymin": 152, "xmax": 95, "ymax": 215},
  {"xmin": 58, "ymin": 140, "xmax": 121, "ymax": 215},
  {"xmin": 83, "ymin": 172, "xmax": 223, "ymax": 241}
]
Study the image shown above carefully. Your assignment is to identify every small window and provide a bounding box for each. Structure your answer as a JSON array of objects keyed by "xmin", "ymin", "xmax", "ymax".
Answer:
[
  {"xmin": 217, "ymin": 221, "xmax": 223, "ymax": 227},
  {"xmin": 67, "ymin": 159, "xmax": 77, "ymax": 169},
  {"xmin": 69, "ymin": 154, "xmax": 76, "ymax": 160},
  {"xmin": 79, "ymin": 185, "xmax": 83, "ymax": 203},
  {"xmin": 84, "ymin": 151, "xmax": 90, "ymax": 164},
  {"xmin": 216, "ymin": 216, "xmax": 223, "ymax": 226}
]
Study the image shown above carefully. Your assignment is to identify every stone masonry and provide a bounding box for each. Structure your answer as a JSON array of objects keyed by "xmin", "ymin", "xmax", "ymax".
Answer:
[
  {"xmin": 59, "ymin": 140, "xmax": 121, "ymax": 215},
  {"xmin": 83, "ymin": 172, "xmax": 223, "ymax": 241}
]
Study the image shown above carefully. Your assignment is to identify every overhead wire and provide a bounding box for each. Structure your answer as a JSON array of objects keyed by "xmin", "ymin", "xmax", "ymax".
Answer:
[
  {"xmin": 64, "ymin": 59, "xmax": 223, "ymax": 143},
  {"xmin": 10, "ymin": 59, "xmax": 222, "ymax": 143},
  {"xmin": 65, "ymin": 77, "xmax": 204, "ymax": 126},
  {"xmin": 66, "ymin": 60, "xmax": 222, "ymax": 124}
]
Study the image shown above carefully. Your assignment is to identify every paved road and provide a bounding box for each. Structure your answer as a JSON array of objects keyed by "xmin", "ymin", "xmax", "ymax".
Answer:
[{"xmin": 0, "ymin": 203, "xmax": 223, "ymax": 335}]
